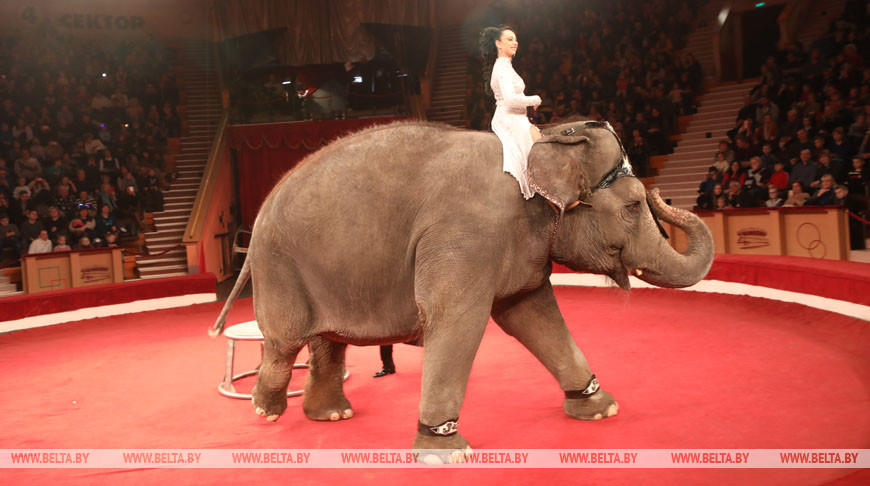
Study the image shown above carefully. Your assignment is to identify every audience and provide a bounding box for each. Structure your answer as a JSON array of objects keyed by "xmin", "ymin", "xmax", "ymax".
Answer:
[
  {"xmin": 693, "ymin": 1, "xmax": 869, "ymax": 249},
  {"xmin": 0, "ymin": 25, "xmax": 180, "ymax": 264}
]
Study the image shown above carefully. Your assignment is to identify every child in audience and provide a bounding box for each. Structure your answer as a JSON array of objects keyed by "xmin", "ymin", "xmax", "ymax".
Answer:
[
  {"xmin": 53, "ymin": 234, "xmax": 71, "ymax": 252},
  {"xmin": 765, "ymin": 185, "xmax": 784, "ymax": 207}
]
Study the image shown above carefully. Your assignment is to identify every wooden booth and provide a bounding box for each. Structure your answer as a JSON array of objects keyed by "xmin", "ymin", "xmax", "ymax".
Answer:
[
  {"xmin": 663, "ymin": 206, "xmax": 851, "ymax": 260},
  {"xmin": 21, "ymin": 248, "xmax": 125, "ymax": 294}
]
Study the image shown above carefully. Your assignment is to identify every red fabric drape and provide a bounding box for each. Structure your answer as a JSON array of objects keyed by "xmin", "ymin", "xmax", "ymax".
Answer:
[{"xmin": 230, "ymin": 117, "xmax": 409, "ymax": 226}]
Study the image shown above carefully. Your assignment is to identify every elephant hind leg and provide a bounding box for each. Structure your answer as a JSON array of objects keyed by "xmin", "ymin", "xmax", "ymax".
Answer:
[
  {"xmin": 252, "ymin": 337, "xmax": 305, "ymax": 422},
  {"xmin": 302, "ymin": 336, "xmax": 353, "ymax": 421}
]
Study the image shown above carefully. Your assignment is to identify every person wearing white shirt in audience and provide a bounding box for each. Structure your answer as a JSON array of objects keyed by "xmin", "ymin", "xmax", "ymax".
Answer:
[{"xmin": 28, "ymin": 229, "xmax": 52, "ymax": 254}]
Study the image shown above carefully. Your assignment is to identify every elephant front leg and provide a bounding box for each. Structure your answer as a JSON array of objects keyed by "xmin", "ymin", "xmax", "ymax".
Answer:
[
  {"xmin": 491, "ymin": 282, "xmax": 618, "ymax": 421},
  {"xmin": 413, "ymin": 301, "xmax": 491, "ymax": 463}
]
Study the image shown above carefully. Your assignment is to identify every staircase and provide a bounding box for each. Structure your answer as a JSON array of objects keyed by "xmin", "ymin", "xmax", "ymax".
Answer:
[
  {"xmin": 0, "ymin": 273, "xmax": 20, "ymax": 297},
  {"xmin": 681, "ymin": 0, "xmax": 721, "ymax": 86},
  {"xmin": 426, "ymin": 26, "xmax": 468, "ymax": 127},
  {"xmin": 797, "ymin": 0, "xmax": 847, "ymax": 48},
  {"xmin": 651, "ymin": 80, "xmax": 757, "ymax": 209},
  {"xmin": 137, "ymin": 40, "xmax": 220, "ymax": 279}
]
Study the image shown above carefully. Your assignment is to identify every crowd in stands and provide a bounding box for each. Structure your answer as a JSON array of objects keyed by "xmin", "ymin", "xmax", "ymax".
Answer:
[
  {"xmin": 468, "ymin": 0, "xmax": 705, "ymax": 175},
  {"xmin": 694, "ymin": 0, "xmax": 869, "ymax": 249},
  {"xmin": 0, "ymin": 27, "xmax": 179, "ymax": 263}
]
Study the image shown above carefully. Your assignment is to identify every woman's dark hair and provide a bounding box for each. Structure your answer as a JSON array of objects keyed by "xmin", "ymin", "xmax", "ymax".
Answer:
[{"xmin": 479, "ymin": 25, "xmax": 512, "ymax": 97}]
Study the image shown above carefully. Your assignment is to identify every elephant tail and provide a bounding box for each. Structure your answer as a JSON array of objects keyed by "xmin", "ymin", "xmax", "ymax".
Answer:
[{"xmin": 209, "ymin": 254, "xmax": 252, "ymax": 338}]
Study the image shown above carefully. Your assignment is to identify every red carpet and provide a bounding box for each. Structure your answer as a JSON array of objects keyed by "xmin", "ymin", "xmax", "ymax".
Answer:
[{"xmin": 1, "ymin": 287, "xmax": 868, "ymax": 485}]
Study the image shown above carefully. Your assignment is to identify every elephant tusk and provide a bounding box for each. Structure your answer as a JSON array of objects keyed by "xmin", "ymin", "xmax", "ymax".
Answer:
[{"xmin": 634, "ymin": 269, "xmax": 643, "ymax": 276}]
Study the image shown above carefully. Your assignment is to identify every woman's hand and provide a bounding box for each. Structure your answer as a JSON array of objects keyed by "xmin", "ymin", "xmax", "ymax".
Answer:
[{"xmin": 531, "ymin": 95, "xmax": 541, "ymax": 110}]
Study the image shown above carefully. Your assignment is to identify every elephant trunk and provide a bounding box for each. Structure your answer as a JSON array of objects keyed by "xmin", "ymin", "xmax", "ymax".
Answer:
[{"xmin": 632, "ymin": 188, "xmax": 714, "ymax": 288}]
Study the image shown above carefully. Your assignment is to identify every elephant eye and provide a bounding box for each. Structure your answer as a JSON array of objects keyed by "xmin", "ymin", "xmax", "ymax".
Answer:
[{"xmin": 626, "ymin": 202, "xmax": 640, "ymax": 211}]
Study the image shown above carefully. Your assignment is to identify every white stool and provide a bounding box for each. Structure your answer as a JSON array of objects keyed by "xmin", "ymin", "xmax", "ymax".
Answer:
[{"xmin": 218, "ymin": 321, "xmax": 349, "ymax": 399}]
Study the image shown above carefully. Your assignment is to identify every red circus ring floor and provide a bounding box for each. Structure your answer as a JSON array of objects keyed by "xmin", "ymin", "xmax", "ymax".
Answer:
[{"xmin": 1, "ymin": 284, "xmax": 868, "ymax": 485}]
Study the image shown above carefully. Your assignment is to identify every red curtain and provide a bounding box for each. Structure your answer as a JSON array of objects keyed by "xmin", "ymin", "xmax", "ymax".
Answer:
[{"xmin": 230, "ymin": 117, "xmax": 409, "ymax": 226}]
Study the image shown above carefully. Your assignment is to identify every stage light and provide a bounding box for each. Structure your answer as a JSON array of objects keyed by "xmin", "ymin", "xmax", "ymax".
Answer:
[
  {"xmin": 755, "ymin": 2, "xmax": 766, "ymax": 6},
  {"xmin": 101, "ymin": 73, "xmax": 107, "ymax": 77},
  {"xmin": 352, "ymin": 76, "xmax": 363, "ymax": 84},
  {"xmin": 281, "ymin": 80, "xmax": 292, "ymax": 85}
]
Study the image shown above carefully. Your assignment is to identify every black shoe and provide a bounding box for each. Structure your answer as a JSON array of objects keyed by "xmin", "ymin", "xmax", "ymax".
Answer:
[{"xmin": 373, "ymin": 368, "xmax": 396, "ymax": 378}]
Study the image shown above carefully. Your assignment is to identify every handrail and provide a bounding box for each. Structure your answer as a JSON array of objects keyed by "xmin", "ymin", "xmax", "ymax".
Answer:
[
  {"xmin": 421, "ymin": 26, "xmax": 440, "ymax": 115},
  {"xmin": 183, "ymin": 110, "xmax": 229, "ymax": 244}
]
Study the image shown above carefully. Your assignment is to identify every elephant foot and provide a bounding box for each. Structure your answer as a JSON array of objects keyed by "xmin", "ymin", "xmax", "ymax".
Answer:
[
  {"xmin": 303, "ymin": 392, "xmax": 353, "ymax": 422},
  {"xmin": 563, "ymin": 388, "xmax": 619, "ymax": 421},
  {"xmin": 412, "ymin": 432, "xmax": 472, "ymax": 464},
  {"xmin": 251, "ymin": 385, "xmax": 288, "ymax": 422}
]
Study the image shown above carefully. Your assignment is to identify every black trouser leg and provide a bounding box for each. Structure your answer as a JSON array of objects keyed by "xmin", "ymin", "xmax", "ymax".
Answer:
[{"xmin": 379, "ymin": 345, "xmax": 395, "ymax": 370}]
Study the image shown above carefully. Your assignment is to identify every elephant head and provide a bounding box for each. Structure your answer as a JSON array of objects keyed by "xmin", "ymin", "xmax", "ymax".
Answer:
[{"xmin": 528, "ymin": 120, "xmax": 713, "ymax": 290}]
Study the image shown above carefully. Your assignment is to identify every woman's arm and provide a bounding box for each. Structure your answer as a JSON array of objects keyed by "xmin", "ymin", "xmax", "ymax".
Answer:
[{"xmin": 493, "ymin": 63, "xmax": 540, "ymax": 109}]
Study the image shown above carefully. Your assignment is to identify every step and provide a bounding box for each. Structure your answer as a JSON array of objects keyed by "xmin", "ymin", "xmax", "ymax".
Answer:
[
  {"xmin": 137, "ymin": 262, "xmax": 188, "ymax": 272},
  {"xmin": 146, "ymin": 241, "xmax": 184, "ymax": 251},
  {"xmin": 0, "ymin": 282, "xmax": 17, "ymax": 293},
  {"xmin": 144, "ymin": 229, "xmax": 185, "ymax": 239},
  {"xmin": 144, "ymin": 234, "xmax": 184, "ymax": 244},
  {"xmin": 137, "ymin": 252, "xmax": 187, "ymax": 265}
]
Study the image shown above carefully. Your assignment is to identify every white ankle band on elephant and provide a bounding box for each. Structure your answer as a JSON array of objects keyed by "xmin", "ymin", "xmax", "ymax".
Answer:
[{"xmin": 418, "ymin": 418, "xmax": 459, "ymax": 437}]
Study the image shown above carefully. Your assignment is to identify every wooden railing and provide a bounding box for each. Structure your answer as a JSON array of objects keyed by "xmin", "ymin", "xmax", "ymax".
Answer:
[{"xmin": 183, "ymin": 111, "xmax": 229, "ymax": 246}]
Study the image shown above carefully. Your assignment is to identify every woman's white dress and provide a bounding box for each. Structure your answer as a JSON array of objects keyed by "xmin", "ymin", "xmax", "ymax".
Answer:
[{"xmin": 490, "ymin": 56, "xmax": 541, "ymax": 199}]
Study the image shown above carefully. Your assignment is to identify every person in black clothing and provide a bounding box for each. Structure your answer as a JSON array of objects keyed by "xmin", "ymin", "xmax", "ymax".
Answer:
[
  {"xmin": 373, "ymin": 345, "xmax": 396, "ymax": 378},
  {"xmin": 834, "ymin": 185, "xmax": 867, "ymax": 250}
]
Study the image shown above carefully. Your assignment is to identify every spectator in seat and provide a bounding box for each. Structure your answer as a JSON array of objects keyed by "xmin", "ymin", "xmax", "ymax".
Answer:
[
  {"xmin": 44, "ymin": 206, "xmax": 68, "ymax": 241},
  {"xmin": 13, "ymin": 177, "xmax": 31, "ymax": 199},
  {"xmin": 755, "ymin": 96, "xmax": 779, "ymax": 124},
  {"xmin": 765, "ymin": 185, "xmax": 784, "ymax": 207},
  {"xmin": 72, "ymin": 168, "xmax": 96, "ymax": 196},
  {"xmin": 117, "ymin": 185, "xmax": 142, "ymax": 235},
  {"xmin": 756, "ymin": 114, "xmax": 779, "ymax": 145},
  {"xmin": 769, "ymin": 160, "xmax": 790, "ymax": 191},
  {"xmin": 741, "ymin": 156, "xmax": 769, "ymax": 206},
  {"xmin": 813, "ymin": 152, "xmax": 847, "ymax": 187},
  {"xmin": 95, "ymin": 204, "xmax": 119, "ymax": 237},
  {"xmin": 716, "ymin": 194, "xmax": 729, "ymax": 209},
  {"xmin": 627, "ymin": 130, "xmax": 650, "ymax": 177},
  {"xmin": 14, "ymin": 149, "xmax": 41, "ymax": 181},
  {"xmin": 807, "ymin": 174, "xmax": 838, "ymax": 206},
  {"xmin": 75, "ymin": 190, "xmax": 97, "ymax": 212},
  {"xmin": 0, "ymin": 213, "xmax": 21, "ymax": 259},
  {"xmin": 714, "ymin": 140, "xmax": 735, "ymax": 166},
  {"xmin": 141, "ymin": 168, "xmax": 164, "ymax": 212},
  {"xmin": 68, "ymin": 206, "xmax": 96, "ymax": 241},
  {"xmin": 11, "ymin": 191, "xmax": 36, "ymax": 224},
  {"xmin": 726, "ymin": 180, "xmax": 743, "ymax": 208},
  {"xmin": 100, "ymin": 232, "xmax": 119, "ymax": 248},
  {"xmin": 28, "ymin": 229, "xmax": 52, "ymax": 254},
  {"xmin": 733, "ymin": 137, "xmax": 758, "ymax": 163},
  {"xmin": 697, "ymin": 183, "xmax": 723, "ymax": 210},
  {"xmin": 96, "ymin": 183, "xmax": 118, "ymax": 212},
  {"xmin": 76, "ymin": 235, "xmax": 94, "ymax": 250},
  {"xmin": 785, "ymin": 181, "xmax": 810, "ymax": 206},
  {"xmin": 99, "ymin": 149, "xmax": 121, "ymax": 180},
  {"xmin": 787, "ymin": 129, "xmax": 813, "ymax": 162},
  {"xmin": 698, "ymin": 167, "xmax": 722, "ymax": 194},
  {"xmin": 53, "ymin": 234, "xmax": 71, "ymax": 252},
  {"xmin": 722, "ymin": 161, "xmax": 746, "ymax": 189},
  {"xmin": 833, "ymin": 185, "xmax": 866, "ymax": 250},
  {"xmin": 846, "ymin": 157, "xmax": 868, "ymax": 196},
  {"xmin": 52, "ymin": 185, "xmax": 78, "ymax": 219},
  {"xmin": 790, "ymin": 149, "xmax": 818, "ymax": 191},
  {"xmin": 712, "ymin": 151, "xmax": 730, "ymax": 174},
  {"xmin": 827, "ymin": 127, "xmax": 853, "ymax": 162},
  {"xmin": 760, "ymin": 143, "xmax": 782, "ymax": 171},
  {"xmin": 19, "ymin": 209, "xmax": 43, "ymax": 249},
  {"xmin": 117, "ymin": 168, "xmax": 138, "ymax": 194}
]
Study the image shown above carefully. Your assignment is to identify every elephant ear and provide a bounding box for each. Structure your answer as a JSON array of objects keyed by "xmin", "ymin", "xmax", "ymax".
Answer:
[{"xmin": 527, "ymin": 133, "xmax": 591, "ymax": 211}]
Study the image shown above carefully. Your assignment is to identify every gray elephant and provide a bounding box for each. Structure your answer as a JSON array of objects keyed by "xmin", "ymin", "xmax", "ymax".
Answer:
[{"xmin": 211, "ymin": 119, "xmax": 713, "ymax": 455}]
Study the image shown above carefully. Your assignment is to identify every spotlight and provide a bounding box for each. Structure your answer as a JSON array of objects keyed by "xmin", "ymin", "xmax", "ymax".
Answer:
[
  {"xmin": 352, "ymin": 76, "xmax": 363, "ymax": 84},
  {"xmin": 282, "ymin": 80, "xmax": 292, "ymax": 85},
  {"xmin": 101, "ymin": 73, "xmax": 107, "ymax": 78}
]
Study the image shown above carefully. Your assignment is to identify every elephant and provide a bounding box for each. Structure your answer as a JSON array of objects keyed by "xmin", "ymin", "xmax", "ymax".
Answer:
[{"xmin": 211, "ymin": 119, "xmax": 714, "ymax": 457}]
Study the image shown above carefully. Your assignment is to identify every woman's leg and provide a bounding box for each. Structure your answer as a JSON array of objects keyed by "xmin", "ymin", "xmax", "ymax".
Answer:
[{"xmin": 530, "ymin": 125, "xmax": 542, "ymax": 142}]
